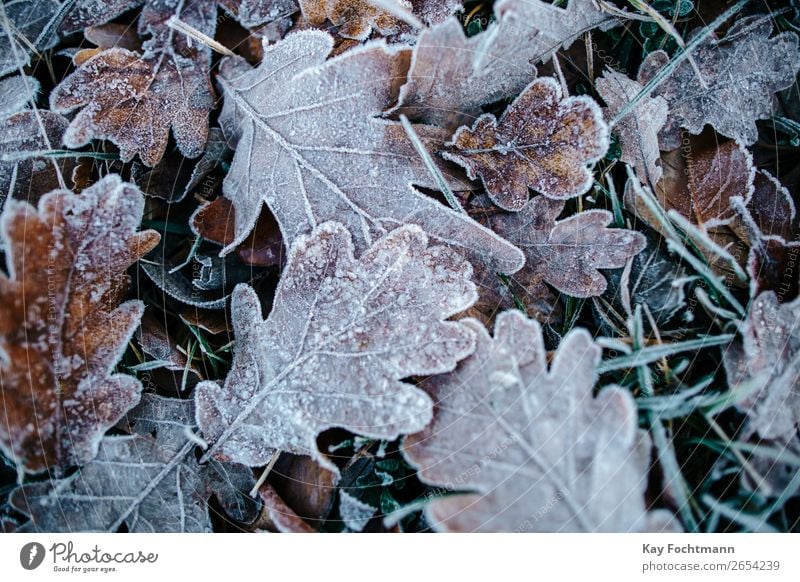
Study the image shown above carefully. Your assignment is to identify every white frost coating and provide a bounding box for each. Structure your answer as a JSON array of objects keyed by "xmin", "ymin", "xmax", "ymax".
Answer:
[
  {"xmin": 195, "ymin": 221, "xmax": 478, "ymax": 472},
  {"xmin": 0, "ymin": 75, "xmax": 39, "ymax": 118},
  {"xmin": 339, "ymin": 490, "xmax": 377, "ymax": 531},
  {"xmin": 403, "ymin": 310, "xmax": 681, "ymax": 532},
  {"xmin": 11, "ymin": 395, "xmax": 259, "ymax": 532},
  {"xmin": 216, "ymin": 30, "xmax": 525, "ymax": 274}
]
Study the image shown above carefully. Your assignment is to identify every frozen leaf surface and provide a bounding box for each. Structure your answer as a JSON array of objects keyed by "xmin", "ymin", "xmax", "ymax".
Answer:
[
  {"xmin": 444, "ymin": 77, "xmax": 608, "ymax": 210},
  {"xmin": 11, "ymin": 394, "xmax": 259, "ymax": 532},
  {"xmin": 217, "ymin": 30, "xmax": 524, "ymax": 273},
  {"xmin": 596, "ymin": 69, "xmax": 667, "ymax": 188},
  {"xmin": 0, "ymin": 0, "xmax": 61, "ymax": 77},
  {"xmin": 639, "ymin": 16, "xmax": 800, "ymax": 149},
  {"xmin": 0, "ymin": 110, "xmax": 71, "ymax": 210},
  {"xmin": 195, "ymin": 222, "xmax": 478, "ymax": 471},
  {"xmin": 0, "ymin": 175, "xmax": 160, "ymax": 473},
  {"xmin": 724, "ymin": 292, "xmax": 800, "ymax": 440},
  {"xmin": 399, "ymin": 1, "xmax": 619, "ymax": 128},
  {"xmin": 485, "ymin": 195, "xmax": 645, "ymax": 309},
  {"xmin": 403, "ymin": 310, "xmax": 677, "ymax": 532},
  {"xmin": 0, "ymin": 75, "xmax": 39, "ymax": 118},
  {"xmin": 52, "ymin": 0, "xmax": 292, "ymax": 166}
]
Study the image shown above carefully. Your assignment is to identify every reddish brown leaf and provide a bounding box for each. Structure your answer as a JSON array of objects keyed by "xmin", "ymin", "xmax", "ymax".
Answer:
[
  {"xmin": 444, "ymin": 78, "xmax": 608, "ymax": 211},
  {"xmin": 259, "ymin": 484, "xmax": 315, "ymax": 533},
  {"xmin": 0, "ymin": 175, "xmax": 160, "ymax": 473}
]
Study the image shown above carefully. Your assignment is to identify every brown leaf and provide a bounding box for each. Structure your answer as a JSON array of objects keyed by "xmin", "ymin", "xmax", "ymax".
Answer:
[
  {"xmin": 53, "ymin": 0, "xmax": 290, "ymax": 166},
  {"xmin": 0, "ymin": 175, "xmax": 160, "ymax": 473},
  {"xmin": 596, "ymin": 68, "xmax": 668, "ymax": 188},
  {"xmin": 444, "ymin": 78, "xmax": 609, "ymax": 210},
  {"xmin": 258, "ymin": 484, "xmax": 316, "ymax": 533},
  {"xmin": 403, "ymin": 310, "xmax": 679, "ymax": 532},
  {"xmin": 485, "ymin": 196, "xmax": 645, "ymax": 307},
  {"xmin": 194, "ymin": 222, "xmax": 477, "ymax": 470},
  {"xmin": 638, "ymin": 16, "xmax": 800, "ymax": 148},
  {"xmin": 269, "ymin": 453, "xmax": 337, "ymax": 526}
]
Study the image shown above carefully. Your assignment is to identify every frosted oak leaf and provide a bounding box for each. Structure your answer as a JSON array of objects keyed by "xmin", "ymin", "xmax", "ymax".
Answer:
[
  {"xmin": 638, "ymin": 16, "xmax": 800, "ymax": 149},
  {"xmin": 479, "ymin": 196, "xmax": 645, "ymax": 318},
  {"xmin": 216, "ymin": 30, "xmax": 524, "ymax": 274},
  {"xmin": 195, "ymin": 222, "xmax": 478, "ymax": 471},
  {"xmin": 403, "ymin": 310, "xmax": 679, "ymax": 532},
  {"xmin": 51, "ymin": 0, "xmax": 294, "ymax": 166},
  {"xmin": 11, "ymin": 395, "xmax": 259, "ymax": 532},
  {"xmin": 596, "ymin": 69, "xmax": 667, "ymax": 188},
  {"xmin": 724, "ymin": 292, "xmax": 800, "ymax": 440},
  {"xmin": 398, "ymin": 1, "xmax": 621, "ymax": 129},
  {"xmin": 444, "ymin": 77, "xmax": 609, "ymax": 210},
  {"xmin": 0, "ymin": 175, "xmax": 160, "ymax": 473}
]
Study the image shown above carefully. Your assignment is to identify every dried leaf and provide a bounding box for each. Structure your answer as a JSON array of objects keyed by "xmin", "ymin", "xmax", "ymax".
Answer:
[
  {"xmin": 596, "ymin": 69, "xmax": 667, "ymax": 188},
  {"xmin": 0, "ymin": 175, "xmax": 160, "ymax": 473},
  {"xmin": 259, "ymin": 484, "xmax": 315, "ymax": 533},
  {"xmin": 399, "ymin": 1, "xmax": 620, "ymax": 129},
  {"xmin": 639, "ymin": 16, "xmax": 800, "ymax": 149},
  {"xmin": 299, "ymin": 0, "xmax": 460, "ymax": 41},
  {"xmin": 403, "ymin": 310, "xmax": 677, "ymax": 532},
  {"xmin": 685, "ymin": 140, "xmax": 754, "ymax": 228},
  {"xmin": 724, "ymin": 292, "xmax": 800, "ymax": 440},
  {"xmin": 745, "ymin": 170, "xmax": 797, "ymax": 242},
  {"xmin": 444, "ymin": 77, "xmax": 608, "ymax": 210},
  {"xmin": 53, "ymin": 0, "xmax": 291, "ymax": 166},
  {"xmin": 217, "ymin": 30, "xmax": 524, "ymax": 273},
  {"xmin": 485, "ymin": 196, "xmax": 645, "ymax": 308},
  {"xmin": 195, "ymin": 222, "xmax": 477, "ymax": 470},
  {"xmin": 11, "ymin": 394, "xmax": 260, "ymax": 531},
  {"xmin": 0, "ymin": 0, "xmax": 61, "ymax": 77}
]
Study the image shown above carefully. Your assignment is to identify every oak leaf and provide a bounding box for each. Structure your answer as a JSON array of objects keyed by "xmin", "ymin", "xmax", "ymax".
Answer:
[
  {"xmin": 596, "ymin": 68, "xmax": 667, "ymax": 188},
  {"xmin": 444, "ymin": 78, "xmax": 608, "ymax": 210},
  {"xmin": 398, "ymin": 1, "xmax": 620, "ymax": 128},
  {"xmin": 638, "ymin": 16, "xmax": 800, "ymax": 149},
  {"xmin": 482, "ymin": 195, "xmax": 645, "ymax": 318},
  {"xmin": 195, "ymin": 221, "xmax": 477, "ymax": 471},
  {"xmin": 0, "ymin": 175, "xmax": 160, "ymax": 473},
  {"xmin": 11, "ymin": 394, "xmax": 260, "ymax": 532},
  {"xmin": 723, "ymin": 292, "xmax": 800, "ymax": 440},
  {"xmin": 403, "ymin": 310, "xmax": 678, "ymax": 532},
  {"xmin": 217, "ymin": 30, "xmax": 524, "ymax": 273},
  {"xmin": 52, "ymin": 0, "xmax": 291, "ymax": 166}
]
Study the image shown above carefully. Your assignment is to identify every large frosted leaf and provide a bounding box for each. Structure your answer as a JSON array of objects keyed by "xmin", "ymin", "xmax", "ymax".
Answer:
[
  {"xmin": 11, "ymin": 394, "xmax": 260, "ymax": 532},
  {"xmin": 403, "ymin": 310, "xmax": 678, "ymax": 532},
  {"xmin": 639, "ymin": 16, "xmax": 800, "ymax": 149},
  {"xmin": 195, "ymin": 222, "xmax": 478, "ymax": 471},
  {"xmin": 0, "ymin": 175, "xmax": 159, "ymax": 473},
  {"xmin": 216, "ymin": 30, "xmax": 524, "ymax": 274}
]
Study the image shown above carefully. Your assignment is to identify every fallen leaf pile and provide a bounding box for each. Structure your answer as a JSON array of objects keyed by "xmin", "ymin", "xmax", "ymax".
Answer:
[{"xmin": 1, "ymin": 0, "xmax": 799, "ymax": 533}]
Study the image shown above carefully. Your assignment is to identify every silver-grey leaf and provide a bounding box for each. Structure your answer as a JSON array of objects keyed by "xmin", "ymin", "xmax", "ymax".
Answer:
[
  {"xmin": 639, "ymin": 16, "xmax": 800, "ymax": 149},
  {"xmin": 12, "ymin": 394, "xmax": 259, "ymax": 532},
  {"xmin": 195, "ymin": 221, "xmax": 478, "ymax": 471},
  {"xmin": 403, "ymin": 310, "xmax": 680, "ymax": 532},
  {"xmin": 217, "ymin": 30, "xmax": 524, "ymax": 275},
  {"xmin": 724, "ymin": 292, "xmax": 800, "ymax": 440}
]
